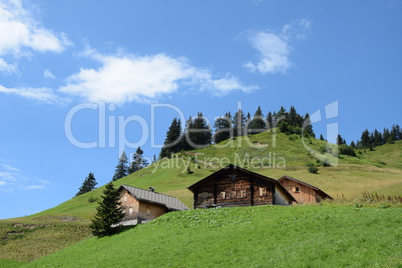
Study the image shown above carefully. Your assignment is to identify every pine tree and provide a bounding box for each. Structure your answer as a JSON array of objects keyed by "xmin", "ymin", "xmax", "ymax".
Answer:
[
  {"xmin": 336, "ymin": 134, "xmax": 345, "ymax": 145},
  {"xmin": 160, "ymin": 118, "xmax": 183, "ymax": 158},
  {"xmin": 361, "ymin": 129, "xmax": 371, "ymax": 149},
  {"xmin": 128, "ymin": 146, "xmax": 148, "ymax": 174},
  {"xmin": 213, "ymin": 112, "xmax": 232, "ymax": 144},
  {"xmin": 248, "ymin": 106, "xmax": 266, "ymax": 134},
  {"xmin": 350, "ymin": 141, "xmax": 356, "ymax": 148},
  {"xmin": 303, "ymin": 113, "xmax": 315, "ymax": 138},
  {"xmin": 180, "ymin": 117, "xmax": 193, "ymax": 151},
  {"xmin": 266, "ymin": 112, "xmax": 273, "ymax": 130},
  {"xmin": 75, "ymin": 172, "xmax": 97, "ymax": 197},
  {"xmin": 233, "ymin": 109, "xmax": 246, "ymax": 137},
  {"xmin": 187, "ymin": 113, "xmax": 212, "ymax": 149},
  {"xmin": 319, "ymin": 134, "xmax": 325, "ymax": 141},
  {"xmin": 112, "ymin": 151, "xmax": 129, "ymax": 181},
  {"xmin": 90, "ymin": 181, "xmax": 124, "ymax": 237}
]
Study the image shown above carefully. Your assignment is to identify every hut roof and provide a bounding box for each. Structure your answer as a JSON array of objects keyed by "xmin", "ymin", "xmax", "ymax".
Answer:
[{"xmin": 119, "ymin": 184, "xmax": 190, "ymax": 211}]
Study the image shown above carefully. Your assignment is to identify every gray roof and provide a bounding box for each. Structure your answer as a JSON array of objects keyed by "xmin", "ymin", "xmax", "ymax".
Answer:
[{"xmin": 119, "ymin": 184, "xmax": 190, "ymax": 211}]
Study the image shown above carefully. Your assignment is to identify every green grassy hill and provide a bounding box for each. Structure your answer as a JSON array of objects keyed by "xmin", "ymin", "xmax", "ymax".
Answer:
[
  {"xmin": 25, "ymin": 205, "xmax": 402, "ymax": 267},
  {"xmin": 1, "ymin": 131, "xmax": 401, "ymax": 264}
]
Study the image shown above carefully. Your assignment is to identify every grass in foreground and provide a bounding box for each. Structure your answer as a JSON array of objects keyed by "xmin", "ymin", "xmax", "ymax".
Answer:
[{"xmin": 26, "ymin": 205, "xmax": 402, "ymax": 267}]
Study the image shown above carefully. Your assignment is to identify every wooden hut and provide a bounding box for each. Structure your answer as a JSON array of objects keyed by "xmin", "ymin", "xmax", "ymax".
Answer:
[
  {"xmin": 117, "ymin": 184, "xmax": 189, "ymax": 225},
  {"xmin": 278, "ymin": 175, "xmax": 332, "ymax": 204},
  {"xmin": 187, "ymin": 164, "xmax": 296, "ymax": 209}
]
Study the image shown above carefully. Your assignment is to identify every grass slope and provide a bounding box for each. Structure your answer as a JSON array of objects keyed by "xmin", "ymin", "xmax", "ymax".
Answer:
[
  {"xmin": 22, "ymin": 132, "xmax": 402, "ymax": 223},
  {"xmin": 26, "ymin": 205, "xmax": 402, "ymax": 267},
  {"xmin": 1, "ymin": 131, "xmax": 401, "ymax": 263}
]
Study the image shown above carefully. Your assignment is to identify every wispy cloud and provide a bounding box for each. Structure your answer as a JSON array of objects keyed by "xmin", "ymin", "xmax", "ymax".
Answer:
[
  {"xmin": 0, "ymin": 0, "xmax": 71, "ymax": 73},
  {"xmin": 0, "ymin": 163, "xmax": 47, "ymax": 191},
  {"xmin": 244, "ymin": 19, "xmax": 312, "ymax": 74},
  {"xmin": 44, "ymin": 69, "xmax": 56, "ymax": 79},
  {"xmin": 0, "ymin": 84, "xmax": 67, "ymax": 104},
  {"xmin": 59, "ymin": 48, "xmax": 257, "ymax": 104}
]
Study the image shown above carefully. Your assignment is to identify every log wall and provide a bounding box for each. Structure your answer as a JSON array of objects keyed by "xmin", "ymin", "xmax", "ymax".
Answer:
[
  {"xmin": 279, "ymin": 179, "xmax": 318, "ymax": 204},
  {"xmin": 193, "ymin": 171, "xmax": 276, "ymax": 208}
]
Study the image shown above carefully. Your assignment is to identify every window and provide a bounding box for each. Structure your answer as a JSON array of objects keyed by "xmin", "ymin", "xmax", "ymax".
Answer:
[
  {"xmin": 240, "ymin": 190, "xmax": 247, "ymax": 199},
  {"xmin": 259, "ymin": 187, "xmax": 267, "ymax": 197},
  {"xmin": 293, "ymin": 187, "xmax": 300, "ymax": 193},
  {"xmin": 220, "ymin": 192, "xmax": 226, "ymax": 199},
  {"xmin": 231, "ymin": 191, "xmax": 237, "ymax": 198},
  {"xmin": 230, "ymin": 174, "xmax": 236, "ymax": 181}
]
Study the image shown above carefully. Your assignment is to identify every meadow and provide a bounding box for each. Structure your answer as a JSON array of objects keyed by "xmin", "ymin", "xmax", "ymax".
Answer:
[
  {"xmin": 26, "ymin": 205, "xmax": 402, "ymax": 267},
  {"xmin": 0, "ymin": 132, "xmax": 401, "ymax": 265}
]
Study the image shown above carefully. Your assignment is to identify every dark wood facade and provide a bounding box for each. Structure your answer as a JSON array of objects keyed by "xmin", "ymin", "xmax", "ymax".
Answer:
[
  {"xmin": 188, "ymin": 165, "xmax": 296, "ymax": 209},
  {"xmin": 278, "ymin": 175, "xmax": 332, "ymax": 204}
]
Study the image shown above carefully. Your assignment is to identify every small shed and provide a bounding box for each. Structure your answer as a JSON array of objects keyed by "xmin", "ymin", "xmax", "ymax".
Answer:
[
  {"xmin": 118, "ymin": 184, "xmax": 189, "ymax": 225},
  {"xmin": 278, "ymin": 175, "xmax": 332, "ymax": 204},
  {"xmin": 187, "ymin": 164, "xmax": 296, "ymax": 209}
]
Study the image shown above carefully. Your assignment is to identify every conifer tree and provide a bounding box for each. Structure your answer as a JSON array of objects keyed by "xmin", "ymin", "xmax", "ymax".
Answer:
[
  {"xmin": 361, "ymin": 129, "xmax": 371, "ymax": 149},
  {"xmin": 75, "ymin": 172, "xmax": 97, "ymax": 197},
  {"xmin": 112, "ymin": 151, "xmax": 129, "ymax": 181},
  {"xmin": 233, "ymin": 109, "xmax": 246, "ymax": 137},
  {"xmin": 187, "ymin": 113, "xmax": 212, "ymax": 149},
  {"xmin": 128, "ymin": 146, "xmax": 148, "ymax": 173},
  {"xmin": 160, "ymin": 118, "xmax": 183, "ymax": 158},
  {"xmin": 319, "ymin": 134, "xmax": 325, "ymax": 141},
  {"xmin": 180, "ymin": 117, "xmax": 193, "ymax": 151},
  {"xmin": 90, "ymin": 181, "xmax": 124, "ymax": 237},
  {"xmin": 266, "ymin": 111, "xmax": 273, "ymax": 130},
  {"xmin": 336, "ymin": 134, "xmax": 345, "ymax": 145},
  {"xmin": 213, "ymin": 112, "xmax": 232, "ymax": 144},
  {"xmin": 248, "ymin": 106, "xmax": 266, "ymax": 134},
  {"xmin": 302, "ymin": 113, "xmax": 315, "ymax": 138}
]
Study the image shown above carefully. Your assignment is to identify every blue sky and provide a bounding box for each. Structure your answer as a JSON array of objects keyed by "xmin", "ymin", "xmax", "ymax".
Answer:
[{"xmin": 0, "ymin": 0, "xmax": 401, "ymax": 219}]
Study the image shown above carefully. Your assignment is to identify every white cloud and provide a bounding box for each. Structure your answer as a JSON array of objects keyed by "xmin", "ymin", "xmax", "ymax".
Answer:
[
  {"xmin": 244, "ymin": 19, "xmax": 312, "ymax": 74},
  {"xmin": 0, "ymin": 58, "xmax": 17, "ymax": 73},
  {"xmin": 0, "ymin": 0, "xmax": 71, "ymax": 73},
  {"xmin": 43, "ymin": 69, "xmax": 55, "ymax": 79},
  {"xmin": 0, "ymin": 163, "xmax": 46, "ymax": 191},
  {"xmin": 59, "ymin": 49, "xmax": 257, "ymax": 104},
  {"xmin": 24, "ymin": 185, "xmax": 44, "ymax": 190},
  {"xmin": 0, "ymin": 84, "xmax": 66, "ymax": 104}
]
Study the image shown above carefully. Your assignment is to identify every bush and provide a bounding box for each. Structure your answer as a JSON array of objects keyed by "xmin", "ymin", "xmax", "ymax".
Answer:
[
  {"xmin": 308, "ymin": 166, "xmax": 319, "ymax": 174},
  {"xmin": 88, "ymin": 197, "xmax": 98, "ymax": 203},
  {"xmin": 339, "ymin": 144, "xmax": 356, "ymax": 157}
]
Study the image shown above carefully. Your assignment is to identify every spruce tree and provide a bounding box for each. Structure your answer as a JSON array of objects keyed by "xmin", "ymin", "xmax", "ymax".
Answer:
[
  {"xmin": 90, "ymin": 181, "xmax": 124, "ymax": 237},
  {"xmin": 75, "ymin": 172, "xmax": 97, "ymax": 197},
  {"xmin": 128, "ymin": 146, "xmax": 148, "ymax": 173},
  {"xmin": 248, "ymin": 106, "xmax": 266, "ymax": 134},
  {"xmin": 360, "ymin": 129, "xmax": 371, "ymax": 149},
  {"xmin": 336, "ymin": 134, "xmax": 345, "ymax": 145},
  {"xmin": 160, "ymin": 118, "xmax": 183, "ymax": 158},
  {"xmin": 303, "ymin": 113, "xmax": 315, "ymax": 138},
  {"xmin": 187, "ymin": 113, "xmax": 212, "ymax": 149},
  {"xmin": 266, "ymin": 111, "xmax": 273, "ymax": 130},
  {"xmin": 112, "ymin": 151, "xmax": 129, "ymax": 181},
  {"xmin": 233, "ymin": 109, "xmax": 246, "ymax": 137},
  {"xmin": 319, "ymin": 134, "xmax": 325, "ymax": 141},
  {"xmin": 213, "ymin": 112, "xmax": 232, "ymax": 144}
]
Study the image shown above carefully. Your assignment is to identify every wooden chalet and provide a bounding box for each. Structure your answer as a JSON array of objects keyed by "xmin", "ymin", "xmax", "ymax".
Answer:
[
  {"xmin": 118, "ymin": 184, "xmax": 189, "ymax": 225},
  {"xmin": 187, "ymin": 164, "xmax": 296, "ymax": 209},
  {"xmin": 278, "ymin": 175, "xmax": 332, "ymax": 204}
]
